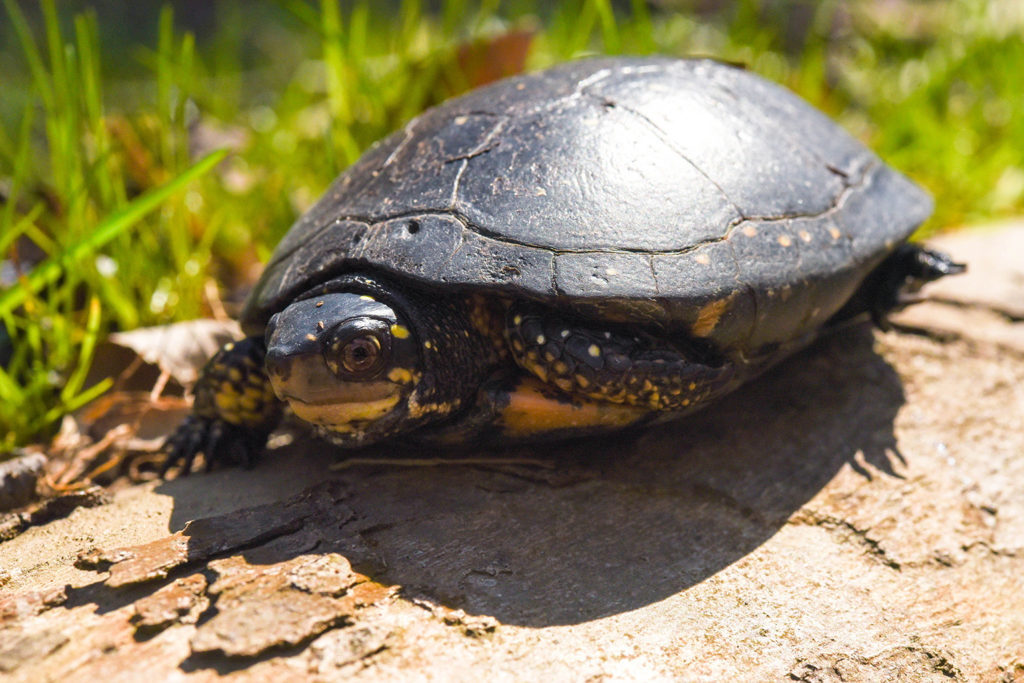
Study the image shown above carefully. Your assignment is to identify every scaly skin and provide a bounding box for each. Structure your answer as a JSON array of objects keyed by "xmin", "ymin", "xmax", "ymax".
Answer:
[
  {"xmin": 505, "ymin": 304, "xmax": 735, "ymax": 411},
  {"xmin": 162, "ymin": 337, "xmax": 281, "ymax": 474}
]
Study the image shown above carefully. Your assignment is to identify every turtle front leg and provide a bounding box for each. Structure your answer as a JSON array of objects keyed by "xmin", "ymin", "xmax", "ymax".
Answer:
[
  {"xmin": 162, "ymin": 337, "xmax": 283, "ymax": 475},
  {"xmin": 505, "ymin": 304, "xmax": 736, "ymax": 411}
]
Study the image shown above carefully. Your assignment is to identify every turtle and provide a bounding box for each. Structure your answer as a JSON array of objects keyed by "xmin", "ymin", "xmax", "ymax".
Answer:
[{"xmin": 163, "ymin": 56, "xmax": 963, "ymax": 473}]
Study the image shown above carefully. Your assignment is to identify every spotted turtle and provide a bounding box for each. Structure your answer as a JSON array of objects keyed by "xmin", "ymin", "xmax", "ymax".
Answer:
[{"xmin": 164, "ymin": 57, "xmax": 963, "ymax": 472}]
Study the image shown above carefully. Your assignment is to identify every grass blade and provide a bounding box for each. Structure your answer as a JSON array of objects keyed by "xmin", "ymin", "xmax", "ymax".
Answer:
[{"xmin": 0, "ymin": 149, "xmax": 229, "ymax": 316}]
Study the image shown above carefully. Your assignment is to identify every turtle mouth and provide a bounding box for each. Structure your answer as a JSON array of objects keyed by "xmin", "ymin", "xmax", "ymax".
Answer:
[{"xmin": 285, "ymin": 393, "xmax": 401, "ymax": 429}]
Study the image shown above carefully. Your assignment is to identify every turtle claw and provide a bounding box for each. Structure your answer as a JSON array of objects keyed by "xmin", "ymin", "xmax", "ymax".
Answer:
[{"xmin": 161, "ymin": 415, "xmax": 266, "ymax": 477}]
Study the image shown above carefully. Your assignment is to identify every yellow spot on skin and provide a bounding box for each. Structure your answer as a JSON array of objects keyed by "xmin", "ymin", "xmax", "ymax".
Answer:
[
  {"xmin": 306, "ymin": 333, "xmax": 317, "ymax": 342},
  {"xmin": 742, "ymin": 225, "xmax": 758, "ymax": 238},
  {"xmin": 689, "ymin": 382, "xmax": 697, "ymax": 391},
  {"xmin": 224, "ymin": 342, "xmax": 235, "ymax": 352},
  {"xmin": 588, "ymin": 344, "xmax": 601, "ymax": 358},
  {"xmin": 799, "ymin": 230, "xmax": 811, "ymax": 243},
  {"xmin": 424, "ymin": 341, "xmax": 432, "ymax": 349},
  {"xmin": 683, "ymin": 398, "xmax": 691, "ymax": 406},
  {"xmin": 561, "ymin": 330, "xmax": 570, "ymax": 339},
  {"xmin": 553, "ymin": 361, "xmax": 568, "ymax": 374},
  {"xmin": 829, "ymin": 227, "xmax": 842, "ymax": 241},
  {"xmin": 576, "ymin": 374, "xmax": 590, "ymax": 389},
  {"xmin": 499, "ymin": 377, "xmax": 649, "ymax": 437},
  {"xmin": 359, "ymin": 295, "xmax": 374, "ymax": 301},
  {"xmin": 692, "ymin": 295, "xmax": 732, "ymax": 337},
  {"xmin": 387, "ymin": 367, "xmax": 414, "ymax": 384},
  {"xmin": 695, "ymin": 253, "xmax": 711, "ymax": 265},
  {"xmin": 390, "ymin": 324, "xmax": 410, "ymax": 339},
  {"xmin": 777, "ymin": 234, "xmax": 792, "ymax": 247},
  {"xmin": 536, "ymin": 334, "xmax": 546, "ymax": 345},
  {"xmin": 513, "ymin": 315, "xmax": 522, "ymax": 326}
]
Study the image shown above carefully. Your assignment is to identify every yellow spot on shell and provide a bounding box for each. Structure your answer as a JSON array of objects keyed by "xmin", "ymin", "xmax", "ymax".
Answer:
[
  {"xmin": 306, "ymin": 333, "xmax": 317, "ymax": 341},
  {"xmin": 829, "ymin": 227, "xmax": 842, "ymax": 240},
  {"xmin": 742, "ymin": 225, "xmax": 757, "ymax": 238},
  {"xmin": 224, "ymin": 342, "xmax": 235, "ymax": 352},
  {"xmin": 799, "ymin": 230, "xmax": 811, "ymax": 243},
  {"xmin": 777, "ymin": 234, "xmax": 792, "ymax": 247},
  {"xmin": 359, "ymin": 295, "xmax": 375, "ymax": 301},
  {"xmin": 692, "ymin": 295, "xmax": 732, "ymax": 338},
  {"xmin": 588, "ymin": 344, "xmax": 601, "ymax": 358},
  {"xmin": 390, "ymin": 324, "xmax": 410, "ymax": 339},
  {"xmin": 695, "ymin": 253, "xmax": 711, "ymax": 265},
  {"xmin": 316, "ymin": 301, "xmax": 324, "ymax": 307}
]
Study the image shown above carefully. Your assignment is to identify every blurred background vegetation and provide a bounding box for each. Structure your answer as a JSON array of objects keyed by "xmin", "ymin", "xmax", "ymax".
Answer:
[{"xmin": 1, "ymin": 0, "xmax": 1022, "ymax": 454}]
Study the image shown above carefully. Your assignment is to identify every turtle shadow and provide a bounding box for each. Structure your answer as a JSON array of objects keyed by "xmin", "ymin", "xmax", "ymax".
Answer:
[{"xmin": 159, "ymin": 324, "xmax": 903, "ymax": 628}]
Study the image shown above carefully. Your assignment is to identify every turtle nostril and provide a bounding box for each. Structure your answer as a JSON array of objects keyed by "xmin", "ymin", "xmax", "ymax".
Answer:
[
  {"xmin": 264, "ymin": 349, "xmax": 291, "ymax": 383},
  {"xmin": 264, "ymin": 313, "xmax": 281, "ymax": 347}
]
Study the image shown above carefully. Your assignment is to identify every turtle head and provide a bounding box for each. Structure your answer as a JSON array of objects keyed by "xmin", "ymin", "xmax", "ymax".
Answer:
[{"xmin": 263, "ymin": 292, "xmax": 424, "ymax": 446}]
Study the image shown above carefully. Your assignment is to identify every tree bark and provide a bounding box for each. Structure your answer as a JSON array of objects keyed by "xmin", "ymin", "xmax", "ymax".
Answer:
[{"xmin": 1, "ymin": 223, "xmax": 1022, "ymax": 682}]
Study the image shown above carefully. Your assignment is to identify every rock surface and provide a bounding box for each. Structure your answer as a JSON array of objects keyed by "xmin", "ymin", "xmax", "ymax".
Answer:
[{"xmin": 1, "ymin": 223, "xmax": 1022, "ymax": 682}]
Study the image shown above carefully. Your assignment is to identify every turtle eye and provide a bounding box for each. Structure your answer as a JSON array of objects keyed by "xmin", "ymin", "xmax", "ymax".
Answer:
[
  {"xmin": 323, "ymin": 319, "xmax": 392, "ymax": 380},
  {"xmin": 342, "ymin": 335, "xmax": 381, "ymax": 374}
]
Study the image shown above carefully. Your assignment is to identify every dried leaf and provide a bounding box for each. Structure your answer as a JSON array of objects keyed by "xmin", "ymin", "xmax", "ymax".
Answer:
[{"xmin": 108, "ymin": 319, "xmax": 242, "ymax": 389}]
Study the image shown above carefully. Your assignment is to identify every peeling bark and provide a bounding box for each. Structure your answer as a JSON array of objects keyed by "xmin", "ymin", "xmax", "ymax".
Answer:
[{"xmin": 0, "ymin": 224, "xmax": 1022, "ymax": 681}]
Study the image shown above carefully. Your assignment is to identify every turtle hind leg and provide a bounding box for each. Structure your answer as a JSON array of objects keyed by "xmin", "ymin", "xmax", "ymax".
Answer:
[
  {"xmin": 855, "ymin": 244, "xmax": 966, "ymax": 329},
  {"xmin": 505, "ymin": 304, "xmax": 735, "ymax": 411},
  {"xmin": 161, "ymin": 336, "xmax": 282, "ymax": 476}
]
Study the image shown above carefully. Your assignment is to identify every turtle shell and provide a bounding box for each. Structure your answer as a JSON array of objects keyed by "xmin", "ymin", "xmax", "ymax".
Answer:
[{"xmin": 242, "ymin": 57, "xmax": 931, "ymax": 354}]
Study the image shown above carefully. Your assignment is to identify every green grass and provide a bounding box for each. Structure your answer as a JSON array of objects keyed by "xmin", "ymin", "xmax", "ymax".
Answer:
[{"xmin": 1, "ymin": 0, "xmax": 1022, "ymax": 454}]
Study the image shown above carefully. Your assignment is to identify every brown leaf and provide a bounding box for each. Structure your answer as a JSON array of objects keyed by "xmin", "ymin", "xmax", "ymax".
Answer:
[
  {"xmin": 108, "ymin": 319, "xmax": 242, "ymax": 389},
  {"xmin": 455, "ymin": 29, "xmax": 535, "ymax": 89}
]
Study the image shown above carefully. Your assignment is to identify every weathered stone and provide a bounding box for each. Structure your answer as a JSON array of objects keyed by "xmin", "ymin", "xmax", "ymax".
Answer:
[{"xmin": 0, "ymin": 451, "xmax": 46, "ymax": 511}]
